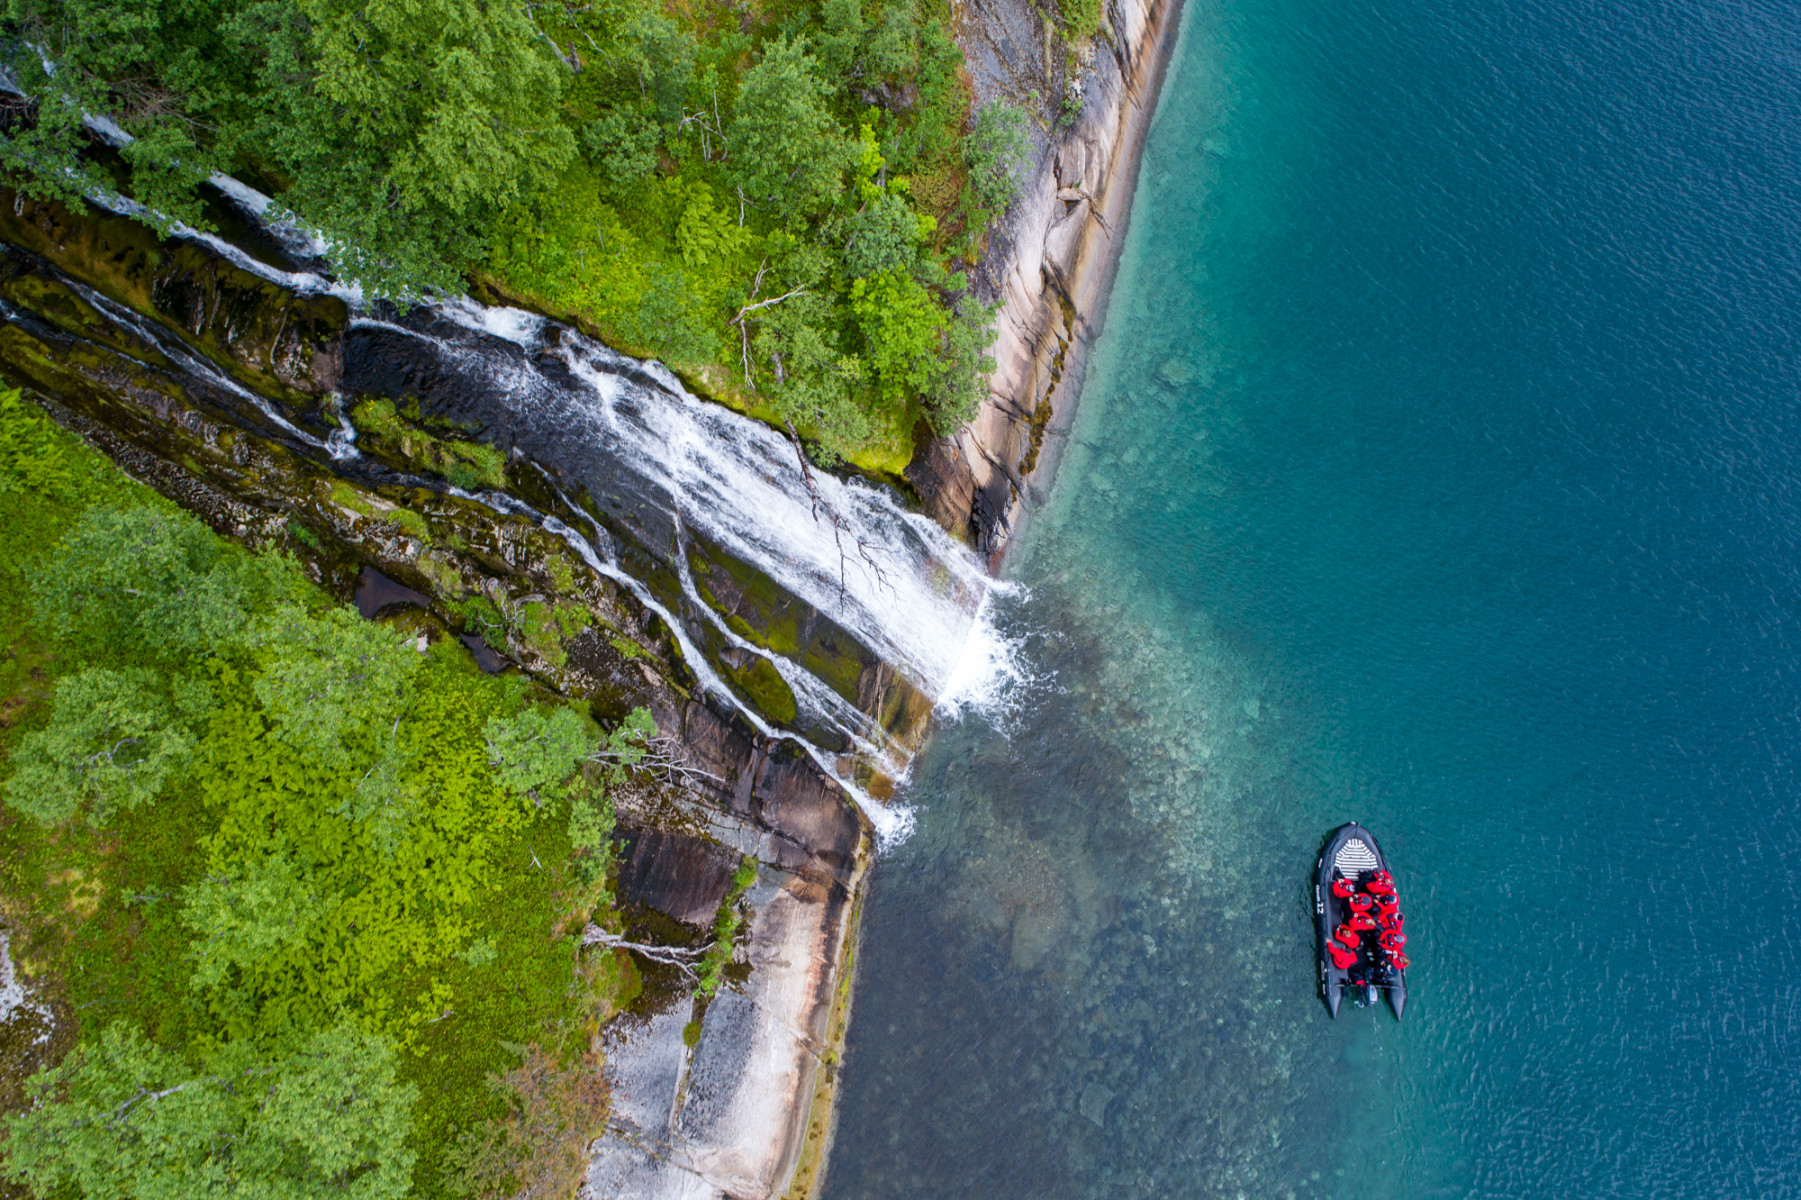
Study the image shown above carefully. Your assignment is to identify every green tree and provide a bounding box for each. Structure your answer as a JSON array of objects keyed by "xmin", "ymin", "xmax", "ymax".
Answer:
[
  {"xmin": 965, "ymin": 101, "xmax": 1030, "ymax": 214},
  {"xmin": 752, "ymin": 293, "xmax": 873, "ymax": 459},
  {"xmin": 848, "ymin": 267, "xmax": 946, "ymax": 401},
  {"xmin": 32, "ymin": 506, "xmax": 305, "ymax": 662},
  {"xmin": 1, "ymin": 0, "xmax": 577, "ymax": 293},
  {"xmin": 0, "ymin": 1022, "xmax": 417, "ymax": 1200},
  {"xmin": 675, "ymin": 182, "xmax": 748, "ymax": 267},
  {"xmin": 843, "ymin": 188, "xmax": 932, "ymax": 279},
  {"xmin": 183, "ymin": 855, "xmax": 333, "ymax": 994},
  {"xmin": 729, "ymin": 36, "xmax": 851, "ymax": 214},
  {"xmin": 573, "ymin": 706, "xmax": 653, "ymax": 883},
  {"xmin": 583, "ymin": 110, "xmax": 662, "ymax": 192},
  {"xmin": 248, "ymin": 606, "xmax": 420, "ymax": 769},
  {"xmin": 483, "ymin": 704, "xmax": 595, "ymax": 801},
  {"xmin": 925, "ymin": 294, "xmax": 999, "ymax": 432},
  {"xmin": 3, "ymin": 668, "xmax": 202, "ymax": 825},
  {"xmin": 622, "ymin": 13, "xmax": 697, "ymax": 124}
]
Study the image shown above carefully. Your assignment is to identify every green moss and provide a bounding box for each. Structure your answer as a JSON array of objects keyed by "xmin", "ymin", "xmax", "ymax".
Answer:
[
  {"xmin": 350, "ymin": 397, "xmax": 508, "ymax": 491},
  {"xmin": 329, "ymin": 479, "xmax": 377, "ymax": 518},
  {"xmin": 721, "ymin": 651, "xmax": 798, "ymax": 727},
  {"xmin": 687, "ymin": 539, "xmax": 869, "ymax": 705},
  {"xmin": 609, "ymin": 636, "xmax": 646, "ymax": 660},
  {"xmin": 518, "ymin": 600, "xmax": 592, "ymax": 669},
  {"xmin": 415, "ymin": 552, "xmax": 466, "ymax": 597},
  {"xmin": 389, "ymin": 507, "xmax": 431, "ymax": 542},
  {"xmin": 544, "ymin": 554, "xmax": 577, "ymax": 594},
  {"xmin": 695, "ymin": 857, "xmax": 759, "ymax": 997}
]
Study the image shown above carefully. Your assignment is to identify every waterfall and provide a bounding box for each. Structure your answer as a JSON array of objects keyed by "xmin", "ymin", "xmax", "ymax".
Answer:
[
  {"xmin": 353, "ymin": 297, "xmax": 1001, "ymax": 698},
  {"xmin": 8, "ymin": 174, "xmax": 1025, "ymax": 841},
  {"xmin": 344, "ymin": 300, "xmax": 1022, "ymax": 840}
]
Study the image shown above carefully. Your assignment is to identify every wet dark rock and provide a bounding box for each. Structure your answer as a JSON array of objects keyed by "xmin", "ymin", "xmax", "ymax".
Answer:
[
  {"xmin": 754, "ymin": 744, "xmax": 861, "ymax": 879},
  {"xmin": 459, "ymin": 633, "xmax": 509, "ymax": 674},
  {"xmin": 0, "ymin": 192, "xmax": 345, "ymax": 411},
  {"xmin": 354, "ymin": 566, "xmax": 430, "ymax": 617},
  {"xmin": 616, "ymin": 828, "xmax": 738, "ymax": 925}
]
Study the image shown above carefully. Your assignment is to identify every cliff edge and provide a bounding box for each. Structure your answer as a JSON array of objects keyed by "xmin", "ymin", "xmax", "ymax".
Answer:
[{"xmin": 910, "ymin": 0, "xmax": 1188, "ymax": 560}]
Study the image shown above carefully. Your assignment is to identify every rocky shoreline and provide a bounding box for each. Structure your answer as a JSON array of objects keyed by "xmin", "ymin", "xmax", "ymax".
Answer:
[{"xmin": 912, "ymin": 0, "xmax": 1189, "ymax": 565}]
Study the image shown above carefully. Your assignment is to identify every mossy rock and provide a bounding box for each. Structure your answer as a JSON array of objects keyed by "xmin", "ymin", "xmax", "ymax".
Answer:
[
  {"xmin": 685, "ymin": 533, "xmax": 874, "ymax": 705},
  {"xmin": 718, "ymin": 647, "xmax": 798, "ymax": 727},
  {"xmin": 0, "ymin": 190, "xmax": 346, "ymax": 410}
]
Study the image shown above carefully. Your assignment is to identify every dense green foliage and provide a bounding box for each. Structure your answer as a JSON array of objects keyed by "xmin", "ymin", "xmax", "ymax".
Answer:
[
  {"xmin": 0, "ymin": 0, "xmax": 1041, "ymax": 465},
  {"xmin": 4, "ymin": 1023, "xmax": 417, "ymax": 1200},
  {"xmin": 0, "ymin": 391, "xmax": 644, "ymax": 1197}
]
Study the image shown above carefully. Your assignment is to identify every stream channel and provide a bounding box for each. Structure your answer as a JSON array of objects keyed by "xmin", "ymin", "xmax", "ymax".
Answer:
[{"xmin": 823, "ymin": 0, "xmax": 1801, "ymax": 1193}]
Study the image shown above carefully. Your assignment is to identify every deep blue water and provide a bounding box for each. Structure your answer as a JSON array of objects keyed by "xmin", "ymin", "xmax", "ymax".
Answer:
[{"xmin": 822, "ymin": 0, "xmax": 1801, "ymax": 1194}]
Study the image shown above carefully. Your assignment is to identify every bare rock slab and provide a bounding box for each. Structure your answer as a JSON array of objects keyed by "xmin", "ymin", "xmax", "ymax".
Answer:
[{"xmin": 585, "ymin": 870, "xmax": 856, "ymax": 1200}]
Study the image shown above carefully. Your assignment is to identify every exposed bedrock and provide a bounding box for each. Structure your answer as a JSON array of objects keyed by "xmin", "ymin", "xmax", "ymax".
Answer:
[{"xmin": 911, "ymin": 0, "xmax": 1188, "ymax": 559}]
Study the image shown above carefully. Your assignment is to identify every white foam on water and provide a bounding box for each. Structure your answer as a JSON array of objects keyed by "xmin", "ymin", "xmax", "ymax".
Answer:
[
  {"xmin": 934, "ymin": 586, "xmax": 1035, "ymax": 727},
  {"xmin": 372, "ymin": 305, "xmax": 1022, "ymax": 708}
]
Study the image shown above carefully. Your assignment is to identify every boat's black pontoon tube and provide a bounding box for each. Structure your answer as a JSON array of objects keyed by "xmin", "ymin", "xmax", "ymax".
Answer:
[{"xmin": 1314, "ymin": 822, "xmax": 1408, "ymax": 1020}]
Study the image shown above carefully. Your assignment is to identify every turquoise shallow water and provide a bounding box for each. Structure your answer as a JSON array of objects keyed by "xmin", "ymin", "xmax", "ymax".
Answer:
[{"xmin": 823, "ymin": 0, "xmax": 1801, "ymax": 1194}]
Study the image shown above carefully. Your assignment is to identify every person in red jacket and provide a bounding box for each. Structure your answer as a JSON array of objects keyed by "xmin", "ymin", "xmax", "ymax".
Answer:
[
  {"xmin": 1349, "ymin": 892, "xmax": 1375, "ymax": 913},
  {"xmin": 1332, "ymin": 877, "xmax": 1357, "ymax": 899},
  {"xmin": 1377, "ymin": 909, "xmax": 1404, "ymax": 932},
  {"xmin": 1329, "ymin": 942, "xmax": 1359, "ymax": 970},
  {"xmin": 1335, "ymin": 924, "xmax": 1360, "ymax": 949},
  {"xmin": 1350, "ymin": 910, "xmax": 1378, "ymax": 931}
]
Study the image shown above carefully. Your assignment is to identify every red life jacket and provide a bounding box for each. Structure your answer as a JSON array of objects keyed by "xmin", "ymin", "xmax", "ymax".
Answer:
[
  {"xmin": 1380, "ymin": 930, "xmax": 1407, "ymax": 952},
  {"xmin": 1350, "ymin": 911, "xmax": 1378, "ymax": 930},
  {"xmin": 1348, "ymin": 893, "xmax": 1375, "ymax": 913},
  {"xmin": 1329, "ymin": 943, "xmax": 1359, "ymax": 970},
  {"xmin": 1377, "ymin": 910, "xmax": 1403, "ymax": 931},
  {"xmin": 1374, "ymin": 893, "xmax": 1400, "ymax": 914},
  {"xmin": 1335, "ymin": 925, "xmax": 1360, "ymax": 949},
  {"xmin": 1332, "ymin": 878, "xmax": 1356, "ymax": 899},
  {"xmin": 1391, "ymin": 952, "xmax": 1411, "ymax": 970}
]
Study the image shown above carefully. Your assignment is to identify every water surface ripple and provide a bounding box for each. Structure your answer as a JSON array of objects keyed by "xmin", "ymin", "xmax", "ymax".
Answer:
[{"xmin": 824, "ymin": 0, "xmax": 1801, "ymax": 1193}]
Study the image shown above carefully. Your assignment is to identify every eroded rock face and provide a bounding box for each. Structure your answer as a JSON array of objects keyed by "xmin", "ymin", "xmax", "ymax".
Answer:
[
  {"xmin": 613, "ymin": 702, "xmax": 865, "ymax": 892},
  {"xmin": 912, "ymin": 0, "xmax": 1189, "ymax": 559},
  {"xmin": 618, "ymin": 829, "xmax": 739, "ymax": 926},
  {"xmin": 588, "ymin": 869, "xmax": 858, "ymax": 1200},
  {"xmin": 0, "ymin": 193, "xmax": 345, "ymax": 409}
]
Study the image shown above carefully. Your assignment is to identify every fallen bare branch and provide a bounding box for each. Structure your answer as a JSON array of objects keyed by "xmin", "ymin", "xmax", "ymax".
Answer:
[{"xmin": 581, "ymin": 926, "xmax": 710, "ymax": 978}]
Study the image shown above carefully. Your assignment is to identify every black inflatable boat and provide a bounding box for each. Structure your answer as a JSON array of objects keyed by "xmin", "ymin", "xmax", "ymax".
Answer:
[{"xmin": 1315, "ymin": 823, "xmax": 1409, "ymax": 1019}]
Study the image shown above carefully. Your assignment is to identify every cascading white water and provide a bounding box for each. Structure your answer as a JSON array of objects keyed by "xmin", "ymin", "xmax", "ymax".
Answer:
[
  {"xmin": 29, "ymin": 161, "xmax": 1026, "ymax": 841},
  {"xmin": 418, "ymin": 297, "xmax": 1009, "ymax": 703}
]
